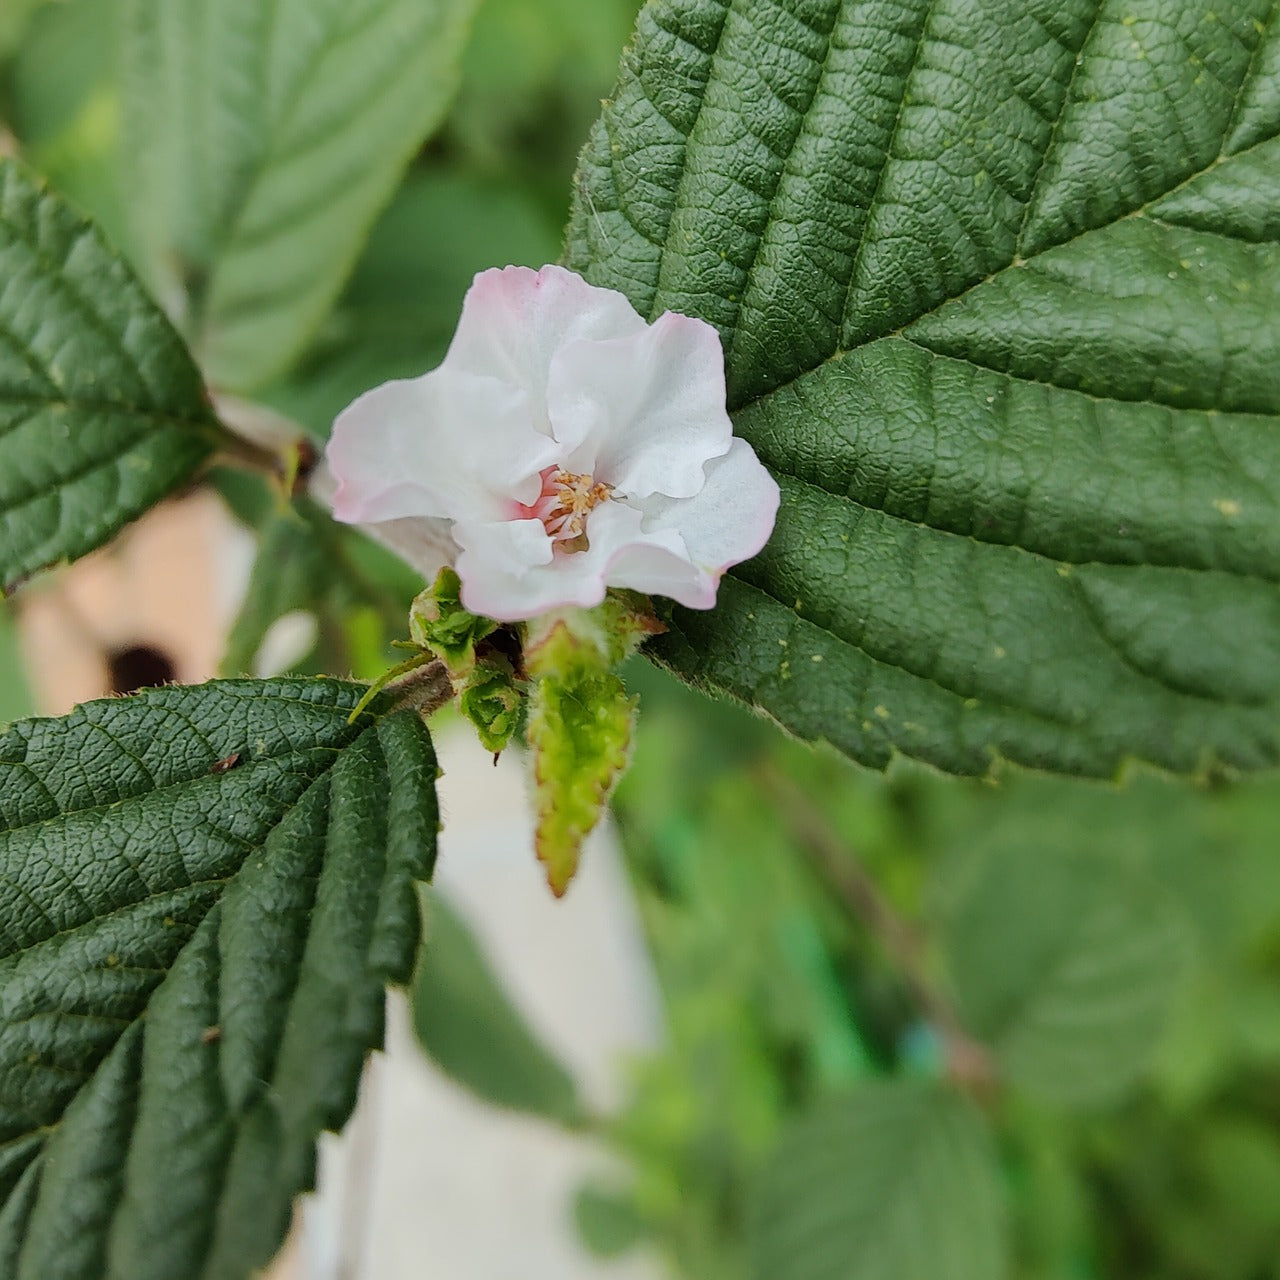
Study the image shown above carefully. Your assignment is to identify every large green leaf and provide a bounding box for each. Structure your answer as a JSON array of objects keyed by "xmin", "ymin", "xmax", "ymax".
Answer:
[
  {"xmin": 0, "ymin": 677, "xmax": 438, "ymax": 1280},
  {"xmin": 0, "ymin": 158, "xmax": 218, "ymax": 593},
  {"xmin": 567, "ymin": 0, "xmax": 1280, "ymax": 778},
  {"xmin": 120, "ymin": 0, "xmax": 480, "ymax": 392},
  {"xmin": 411, "ymin": 891, "xmax": 583, "ymax": 1124},
  {"xmin": 748, "ymin": 1081, "xmax": 1007, "ymax": 1280},
  {"xmin": 939, "ymin": 840, "xmax": 1188, "ymax": 1106}
]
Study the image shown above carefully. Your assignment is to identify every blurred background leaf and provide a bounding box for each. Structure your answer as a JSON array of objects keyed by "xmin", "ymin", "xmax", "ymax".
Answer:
[
  {"xmin": 748, "ymin": 1081, "xmax": 1007, "ymax": 1280},
  {"xmin": 411, "ymin": 888, "xmax": 583, "ymax": 1125},
  {"xmin": 119, "ymin": 0, "xmax": 483, "ymax": 391},
  {"xmin": 939, "ymin": 838, "xmax": 1190, "ymax": 1107},
  {"xmin": 0, "ymin": 605, "xmax": 32, "ymax": 723}
]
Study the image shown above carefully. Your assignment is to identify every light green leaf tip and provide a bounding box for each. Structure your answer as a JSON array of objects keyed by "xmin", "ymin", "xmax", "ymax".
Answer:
[
  {"xmin": 411, "ymin": 889, "xmax": 582, "ymax": 1123},
  {"xmin": 526, "ymin": 617, "xmax": 636, "ymax": 896},
  {"xmin": 120, "ymin": 0, "xmax": 483, "ymax": 391}
]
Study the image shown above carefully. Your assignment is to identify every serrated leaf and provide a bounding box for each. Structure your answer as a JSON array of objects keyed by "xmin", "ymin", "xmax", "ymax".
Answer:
[
  {"xmin": 0, "ymin": 677, "xmax": 438, "ymax": 1280},
  {"xmin": 941, "ymin": 842, "xmax": 1188, "ymax": 1106},
  {"xmin": 120, "ymin": 0, "xmax": 480, "ymax": 392},
  {"xmin": 411, "ymin": 890, "xmax": 582, "ymax": 1124},
  {"xmin": 0, "ymin": 158, "xmax": 218, "ymax": 592},
  {"xmin": 748, "ymin": 1081, "xmax": 1007, "ymax": 1280},
  {"xmin": 568, "ymin": 0, "xmax": 1280, "ymax": 778}
]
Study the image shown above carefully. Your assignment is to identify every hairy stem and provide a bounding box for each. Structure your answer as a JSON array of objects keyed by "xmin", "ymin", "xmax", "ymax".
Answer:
[{"xmin": 758, "ymin": 763, "xmax": 996, "ymax": 1093}]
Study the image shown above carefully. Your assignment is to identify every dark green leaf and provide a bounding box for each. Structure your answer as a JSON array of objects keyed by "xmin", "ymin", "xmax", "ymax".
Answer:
[
  {"xmin": 569, "ymin": 0, "xmax": 1280, "ymax": 778},
  {"xmin": 0, "ymin": 677, "xmax": 438, "ymax": 1279},
  {"xmin": 411, "ymin": 891, "xmax": 582, "ymax": 1124},
  {"xmin": 0, "ymin": 158, "xmax": 217, "ymax": 592},
  {"xmin": 121, "ymin": 0, "xmax": 481, "ymax": 391},
  {"xmin": 748, "ymin": 1081, "xmax": 1007, "ymax": 1280},
  {"xmin": 941, "ymin": 842, "xmax": 1188, "ymax": 1106}
]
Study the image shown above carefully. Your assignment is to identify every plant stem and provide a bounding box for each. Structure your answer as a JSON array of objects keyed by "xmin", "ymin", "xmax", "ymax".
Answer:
[
  {"xmin": 207, "ymin": 392, "xmax": 317, "ymax": 494},
  {"xmin": 757, "ymin": 763, "xmax": 996, "ymax": 1093}
]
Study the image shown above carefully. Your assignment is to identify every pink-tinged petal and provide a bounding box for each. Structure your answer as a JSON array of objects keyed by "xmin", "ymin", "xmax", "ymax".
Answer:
[
  {"xmin": 546, "ymin": 311, "xmax": 733, "ymax": 499},
  {"xmin": 444, "ymin": 265, "xmax": 646, "ymax": 434},
  {"xmin": 580, "ymin": 502, "xmax": 718, "ymax": 609},
  {"xmin": 312, "ymin": 462, "xmax": 457, "ymax": 578},
  {"xmin": 327, "ymin": 367, "xmax": 554, "ymax": 525},
  {"xmin": 604, "ymin": 540, "xmax": 720, "ymax": 609},
  {"xmin": 638, "ymin": 438, "xmax": 780, "ymax": 576},
  {"xmin": 454, "ymin": 518, "xmax": 604, "ymax": 620},
  {"xmin": 363, "ymin": 515, "xmax": 458, "ymax": 579}
]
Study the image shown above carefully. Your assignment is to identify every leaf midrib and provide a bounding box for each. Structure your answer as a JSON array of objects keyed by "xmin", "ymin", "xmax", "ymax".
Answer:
[{"xmin": 188, "ymin": 0, "xmax": 430, "ymax": 344}]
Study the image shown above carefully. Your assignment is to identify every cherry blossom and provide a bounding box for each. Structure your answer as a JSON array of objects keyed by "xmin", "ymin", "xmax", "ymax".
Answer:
[{"xmin": 326, "ymin": 265, "xmax": 779, "ymax": 622}]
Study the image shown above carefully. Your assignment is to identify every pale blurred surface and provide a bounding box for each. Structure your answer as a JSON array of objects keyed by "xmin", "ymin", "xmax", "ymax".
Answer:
[{"xmin": 276, "ymin": 723, "xmax": 668, "ymax": 1280}]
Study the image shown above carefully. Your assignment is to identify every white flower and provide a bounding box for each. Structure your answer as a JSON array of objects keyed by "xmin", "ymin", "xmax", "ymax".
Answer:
[{"xmin": 326, "ymin": 265, "xmax": 780, "ymax": 622}]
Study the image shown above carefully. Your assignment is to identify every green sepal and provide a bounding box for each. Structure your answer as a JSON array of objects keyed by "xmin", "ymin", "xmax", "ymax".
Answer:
[
  {"xmin": 459, "ymin": 655, "xmax": 525, "ymax": 755},
  {"xmin": 525, "ymin": 619, "xmax": 636, "ymax": 897},
  {"xmin": 409, "ymin": 567, "xmax": 497, "ymax": 681}
]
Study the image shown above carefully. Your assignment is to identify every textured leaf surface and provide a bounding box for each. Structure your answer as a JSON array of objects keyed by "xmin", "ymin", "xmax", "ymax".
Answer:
[
  {"xmin": 941, "ymin": 840, "xmax": 1187, "ymax": 1106},
  {"xmin": 568, "ymin": 0, "xmax": 1280, "ymax": 777},
  {"xmin": 0, "ymin": 159, "xmax": 217, "ymax": 592},
  {"xmin": 0, "ymin": 678, "xmax": 438, "ymax": 1280},
  {"xmin": 748, "ymin": 1081, "xmax": 1006, "ymax": 1280},
  {"xmin": 121, "ymin": 0, "xmax": 480, "ymax": 391},
  {"xmin": 411, "ymin": 891, "xmax": 582, "ymax": 1123}
]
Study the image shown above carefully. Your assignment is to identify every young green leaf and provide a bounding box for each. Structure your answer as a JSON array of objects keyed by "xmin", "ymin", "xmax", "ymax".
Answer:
[
  {"xmin": 0, "ymin": 159, "xmax": 218, "ymax": 593},
  {"xmin": 411, "ymin": 890, "xmax": 583, "ymax": 1124},
  {"xmin": 120, "ymin": 0, "xmax": 481, "ymax": 392},
  {"xmin": 748, "ymin": 1081, "xmax": 1007, "ymax": 1280},
  {"xmin": 0, "ymin": 677, "xmax": 438, "ymax": 1280},
  {"xmin": 568, "ymin": 0, "xmax": 1280, "ymax": 779},
  {"xmin": 526, "ymin": 618, "xmax": 637, "ymax": 896}
]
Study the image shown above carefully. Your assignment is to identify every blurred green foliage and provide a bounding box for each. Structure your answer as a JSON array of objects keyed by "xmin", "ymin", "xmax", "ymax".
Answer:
[
  {"xmin": 604, "ymin": 666, "xmax": 1280, "ymax": 1280},
  {"xmin": 0, "ymin": 605, "xmax": 32, "ymax": 724},
  {"xmin": 413, "ymin": 888, "xmax": 585, "ymax": 1125},
  {"xmin": 4, "ymin": 3, "xmax": 1280, "ymax": 1279}
]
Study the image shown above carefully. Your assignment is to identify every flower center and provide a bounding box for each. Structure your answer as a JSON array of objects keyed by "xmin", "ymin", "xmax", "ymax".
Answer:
[{"xmin": 529, "ymin": 466, "xmax": 612, "ymax": 554}]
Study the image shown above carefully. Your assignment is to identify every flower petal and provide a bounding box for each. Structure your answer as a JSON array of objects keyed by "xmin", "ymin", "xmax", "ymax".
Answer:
[
  {"xmin": 453, "ymin": 517, "xmax": 602, "ymax": 620},
  {"xmin": 603, "ymin": 540, "xmax": 720, "ymax": 609},
  {"xmin": 638, "ymin": 438, "xmax": 781, "ymax": 576},
  {"xmin": 328, "ymin": 366, "xmax": 554, "ymax": 524},
  {"xmin": 444, "ymin": 265, "xmax": 646, "ymax": 434},
  {"xmin": 585, "ymin": 502, "xmax": 718, "ymax": 610},
  {"xmin": 547, "ymin": 311, "xmax": 733, "ymax": 499}
]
